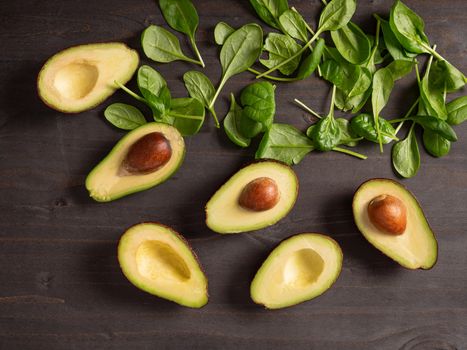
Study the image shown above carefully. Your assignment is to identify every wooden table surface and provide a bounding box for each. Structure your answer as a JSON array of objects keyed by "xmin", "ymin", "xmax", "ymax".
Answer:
[{"xmin": 0, "ymin": 0, "xmax": 466, "ymax": 349}]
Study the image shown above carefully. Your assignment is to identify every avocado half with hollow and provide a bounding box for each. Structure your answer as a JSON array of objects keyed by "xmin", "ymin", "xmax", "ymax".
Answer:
[
  {"xmin": 86, "ymin": 122, "xmax": 185, "ymax": 202},
  {"xmin": 251, "ymin": 233, "xmax": 342, "ymax": 309},
  {"xmin": 205, "ymin": 160, "xmax": 298, "ymax": 234},
  {"xmin": 118, "ymin": 223, "xmax": 208, "ymax": 308},
  {"xmin": 38, "ymin": 42, "xmax": 139, "ymax": 113},
  {"xmin": 352, "ymin": 178, "xmax": 437, "ymax": 269}
]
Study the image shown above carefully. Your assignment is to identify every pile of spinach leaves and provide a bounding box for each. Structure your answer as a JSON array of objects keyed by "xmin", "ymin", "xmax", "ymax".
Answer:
[{"xmin": 240, "ymin": 0, "xmax": 466, "ymax": 177}]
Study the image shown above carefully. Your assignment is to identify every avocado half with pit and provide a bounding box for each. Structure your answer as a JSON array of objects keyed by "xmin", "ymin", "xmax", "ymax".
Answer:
[
  {"xmin": 86, "ymin": 122, "xmax": 185, "ymax": 202},
  {"xmin": 205, "ymin": 160, "xmax": 298, "ymax": 234},
  {"xmin": 353, "ymin": 178, "xmax": 437, "ymax": 269},
  {"xmin": 118, "ymin": 223, "xmax": 208, "ymax": 308},
  {"xmin": 37, "ymin": 42, "xmax": 139, "ymax": 113},
  {"xmin": 251, "ymin": 233, "xmax": 342, "ymax": 309}
]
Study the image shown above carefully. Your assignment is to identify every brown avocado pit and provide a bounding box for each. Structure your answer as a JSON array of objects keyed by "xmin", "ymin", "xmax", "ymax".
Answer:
[
  {"xmin": 367, "ymin": 194, "xmax": 407, "ymax": 235},
  {"xmin": 123, "ymin": 132, "xmax": 172, "ymax": 174},
  {"xmin": 239, "ymin": 177, "xmax": 280, "ymax": 211}
]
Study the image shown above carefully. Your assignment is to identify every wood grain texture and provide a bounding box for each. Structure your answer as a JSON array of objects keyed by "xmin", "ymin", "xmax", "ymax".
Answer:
[{"xmin": 0, "ymin": 0, "xmax": 466, "ymax": 349}]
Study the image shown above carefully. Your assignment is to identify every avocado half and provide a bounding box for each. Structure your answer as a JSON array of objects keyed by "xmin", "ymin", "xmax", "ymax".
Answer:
[
  {"xmin": 118, "ymin": 222, "xmax": 208, "ymax": 308},
  {"xmin": 86, "ymin": 122, "xmax": 185, "ymax": 202},
  {"xmin": 205, "ymin": 160, "xmax": 298, "ymax": 234},
  {"xmin": 352, "ymin": 178, "xmax": 437, "ymax": 269},
  {"xmin": 37, "ymin": 42, "xmax": 139, "ymax": 113},
  {"xmin": 251, "ymin": 233, "xmax": 343, "ymax": 309}
]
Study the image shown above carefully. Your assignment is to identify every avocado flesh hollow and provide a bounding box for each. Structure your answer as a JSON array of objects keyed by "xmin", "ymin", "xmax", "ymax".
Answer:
[
  {"xmin": 250, "ymin": 233, "xmax": 343, "ymax": 309},
  {"xmin": 118, "ymin": 223, "xmax": 208, "ymax": 308},
  {"xmin": 205, "ymin": 161, "xmax": 298, "ymax": 234},
  {"xmin": 86, "ymin": 123, "xmax": 185, "ymax": 202},
  {"xmin": 353, "ymin": 179, "xmax": 437, "ymax": 269},
  {"xmin": 37, "ymin": 42, "xmax": 139, "ymax": 113}
]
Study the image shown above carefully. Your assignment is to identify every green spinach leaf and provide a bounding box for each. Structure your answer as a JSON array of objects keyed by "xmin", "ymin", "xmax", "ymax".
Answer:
[
  {"xmin": 214, "ymin": 22, "xmax": 234, "ymax": 45},
  {"xmin": 166, "ymin": 97, "xmax": 205, "ymax": 136},
  {"xmin": 295, "ymin": 38, "xmax": 325, "ymax": 80},
  {"xmin": 378, "ymin": 15, "xmax": 416, "ymax": 61},
  {"xmin": 260, "ymin": 33, "xmax": 302, "ymax": 76},
  {"xmin": 104, "ymin": 103, "xmax": 146, "ymax": 130},
  {"xmin": 240, "ymin": 81, "xmax": 276, "ymax": 125},
  {"xmin": 372, "ymin": 67, "xmax": 394, "ymax": 150},
  {"xmin": 350, "ymin": 113, "xmax": 397, "ymax": 144},
  {"xmin": 389, "ymin": 0, "xmax": 430, "ymax": 54},
  {"xmin": 256, "ymin": 123, "xmax": 314, "ymax": 165},
  {"xmin": 159, "ymin": 0, "xmax": 204, "ymax": 66},
  {"xmin": 409, "ymin": 115, "xmax": 457, "ymax": 141},
  {"xmin": 446, "ymin": 96, "xmax": 467, "ymax": 125},
  {"xmin": 429, "ymin": 60, "xmax": 466, "ymax": 93},
  {"xmin": 330, "ymin": 21, "xmax": 371, "ymax": 65},
  {"xmin": 137, "ymin": 65, "xmax": 167, "ymax": 100},
  {"xmin": 423, "ymin": 129, "xmax": 450, "ymax": 157},
  {"xmin": 183, "ymin": 70, "xmax": 218, "ymax": 126},
  {"xmin": 209, "ymin": 24, "xmax": 263, "ymax": 112},
  {"xmin": 392, "ymin": 124, "xmax": 420, "ymax": 178},
  {"xmin": 278, "ymin": 9, "xmax": 308, "ymax": 42},
  {"xmin": 386, "ymin": 59, "xmax": 415, "ymax": 81},
  {"xmin": 318, "ymin": 0, "xmax": 357, "ymax": 32},
  {"xmin": 141, "ymin": 25, "xmax": 201, "ymax": 65},
  {"xmin": 223, "ymin": 94, "xmax": 250, "ymax": 148},
  {"xmin": 249, "ymin": 0, "xmax": 289, "ymax": 29}
]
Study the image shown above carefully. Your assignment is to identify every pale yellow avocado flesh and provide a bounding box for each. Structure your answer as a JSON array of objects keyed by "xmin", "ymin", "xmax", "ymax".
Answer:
[
  {"xmin": 118, "ymin": 223, "xmax": 208, "ymax": 308},
  {"xmin": 85, "ymin": 123, "xmax": 185, "ymax": 202},
  {"xmin": 38, "ymin": 42, "xmax": 139, "ymax": 113},
  {"xmin": 250, "ymin": 233, "xmax": 342, "ymax": 309},
  {"xmin": 353, "ymin": 179, "xmax": 437, "ymax": 269},
  {"xmin": 205, "ymin": 161, "xmax": 298, "ymax": 234}
]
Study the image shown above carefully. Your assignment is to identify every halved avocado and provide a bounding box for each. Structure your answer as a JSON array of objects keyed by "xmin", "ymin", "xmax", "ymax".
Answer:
[
  {"xmin": 118, "ymin": 223, "xmax": 208, "ymax": 308},
  {"xmin": 86, "ymin": 123, "xmax": 185, "ymax": 202},
  {"xmin": 37, "ymin": 42, "xmax": 139, "ymax": 113},
  {"xmin": 251, "ymin": 233, "xmax": 343, "ymax": 309},
  {"xmin": 353, "ymin": 178, "xmax": 437, "ymax": 269},
  {"xmin": 205, "ymin": 160, "xmax": 298, "ymax": 234}
]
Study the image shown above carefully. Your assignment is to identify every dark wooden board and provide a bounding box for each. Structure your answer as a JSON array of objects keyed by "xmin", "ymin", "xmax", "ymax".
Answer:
[{"xmin": 0, "ymin": 0, "xmax": 466, "ymax": 349}]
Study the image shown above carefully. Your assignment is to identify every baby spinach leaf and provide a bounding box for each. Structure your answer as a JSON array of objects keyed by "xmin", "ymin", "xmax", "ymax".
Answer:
[
  {"xmin": 336, "ymin": 118, "xmax": 360, "ymax": 147},
  {"xmin": 386, "ymin": 60, "xmax": 415, "ymax": 81},
  {"xmin": 321, "ymin": 60, "xmax": 363, "ymax": 96},
  {"xmin": 278, "ymin": 9, "xmax": 308, "ymax": 42},
  {"xmin": 223, "ymin": 94, "xmax": 250, "ymax": 148},
  {"xmin": 137, "ymin": 65, "xmax": 167, "ymax": 100},
  {"xmin": 159, "ymin": 0, "xmax": 197, "ymax": 38},
  {"xmin": 389, "ymin": 0, "xmax": 430, "ymax": 54},
  {"xmin": 183, "ymin": 70, "xmax": 218, "ymax": 126},
  {"xmin": 446, "ymin": 96, "xmax": 467, "ymax": 125},
  {"xmin": 210, "ymin": 24, "xmax": 263, "ymax": 111},
  {"xmin": 295, "ymin": 38, "xmax": 325, "ymax": 80},
  {"xmin": 159, "ymin": 0, "xmax": 204, "ymax": 67},
  {"xmin": 141, "ymin": 25, "xmax": 201, "ymax": 65},
  {"xmin": 260, "ymin": 33, "xmax": 302, "ymax": 76},
  {"xmin": 214, "ymin": 22, "xmax": 235, "ymax": 45},
  {"xmin": 423, "ymin": 129, "xmax": 450, "ymax": 157},
  {"xmin": 392, "ymin": 124, "xmax": 420, "ymax": 178},
  {"xmin": 378, "ymin": 15, "xmax": 415, "ymax": 61},
  {"xmin": 410, "ymin": 115, "xmax": 457, "ymax": 141},
  {"xmin": 256, "ymin": 123, "xmax": 314, "ymax": 165},
  {"xmin": 429, "ymin": 60, "xmax": 466, "ymax": 93},
  {"xmin": 104, "ymin": 103, "xmax": 146, "ymax": 130},
  {"xmin": 240, "ymin": 81, "xmax": 276, "ymax": 124},
  {"xmin": 147, "ymin": 85, "xmax": 172, "ymax": 120},
  {"xmin": 249, "ymin": 0, "xmax": 289, "ymax": 29},
  {"xmin": 318, "ymin": 0, "xmax": 357, "ymax": 32},
  {"xmin": 419, "ymin": 65, "xmax": 447, "ymax": 120},
  {"xmin": 238, "ymin": 113, "xmax": 264, "ymax": 138},
  {"xmin": 330, "ymin": 21, "xmax": 371, "ymax": 65},
  {"xmin": 372, "ymin": 67, "xmax": 394, "ymax": 150},
  {"xmin": 166, "ymin": 97, "xmax": 205, "ymax": 136},
  {"xmin": 350, "ymin": 113, "xmax": 397, "ymax": 144},
  {"xmin": 312, "ymin": 115, "xmax": 342, "ymax": 151}
]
